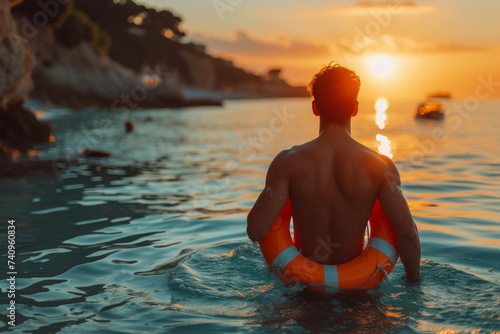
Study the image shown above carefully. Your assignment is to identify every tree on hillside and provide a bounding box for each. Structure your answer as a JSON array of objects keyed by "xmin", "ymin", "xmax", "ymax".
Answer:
[
  {"xmin": 72, "ymin": 0, "xmax": 185, "ymax": 40},
  {"xmin": 267, "ymin": 68, "xmax": 282, "ymax": 80},
  {"xmin": 11, "ymin": 0, "xmax": 72, "ymax": 26},
  {"xmin": 54, "ymin": 10, "xmax": 111, "ymax": 54}
]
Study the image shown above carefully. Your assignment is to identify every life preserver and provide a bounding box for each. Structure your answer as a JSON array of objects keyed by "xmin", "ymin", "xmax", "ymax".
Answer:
[{"xmin": 259, "ymin": 198, "xmax": 399, "ymax": 289}]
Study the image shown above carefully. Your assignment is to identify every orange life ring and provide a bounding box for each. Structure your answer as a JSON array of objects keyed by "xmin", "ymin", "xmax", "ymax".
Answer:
[{"xmin": 259, "ymin": 198, "xmax": 399, "ymax": 289}]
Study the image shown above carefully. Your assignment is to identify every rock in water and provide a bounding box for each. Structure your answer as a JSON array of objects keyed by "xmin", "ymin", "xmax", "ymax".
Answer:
[
  {"xmin": 79, "ymin": 147, "xmax": 112, "ymax": 158},
  {"xmin": 125, "ymin": 120, "xmax": 135, "ymax": 133},
  {"xmin": 0, "ymin": 102, "xmax": 52, "ymax": 152}
]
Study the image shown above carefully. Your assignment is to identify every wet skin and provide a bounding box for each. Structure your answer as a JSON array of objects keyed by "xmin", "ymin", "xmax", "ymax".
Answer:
[{"xmin": 247, "ymin": 101, "xmax": 421, "ymax": 282}]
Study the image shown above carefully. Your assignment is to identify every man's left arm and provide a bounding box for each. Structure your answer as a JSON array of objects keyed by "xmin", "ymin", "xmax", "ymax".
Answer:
[{"xmin": 247, "ymin": 150, "xmax": 290, "ymax": 242}]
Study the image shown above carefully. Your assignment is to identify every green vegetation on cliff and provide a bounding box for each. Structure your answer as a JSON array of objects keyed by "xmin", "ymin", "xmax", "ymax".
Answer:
[
  {"xmin": 55, "ymin": 8, "xmax": 112, "ymax": 55},
  {"xmin": 12, "ymin": 0, "xmax": 111, "ymax": 55}
]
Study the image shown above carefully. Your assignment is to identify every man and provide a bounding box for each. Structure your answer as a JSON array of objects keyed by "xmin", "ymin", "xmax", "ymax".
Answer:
[{"xmin": 247, "ymin": 63, "xmax": 421, "ymax": 282}]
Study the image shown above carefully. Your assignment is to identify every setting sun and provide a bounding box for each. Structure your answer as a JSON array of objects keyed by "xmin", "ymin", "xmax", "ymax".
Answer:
[{"xmin": 367, "ymin": 54, "xmax": 396, "ymax": 79}]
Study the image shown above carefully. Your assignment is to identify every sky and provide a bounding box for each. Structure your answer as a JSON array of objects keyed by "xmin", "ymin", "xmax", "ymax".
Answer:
[{"xmin": 137, "ymin": 0, "xmax": 500, "ymax": 99}]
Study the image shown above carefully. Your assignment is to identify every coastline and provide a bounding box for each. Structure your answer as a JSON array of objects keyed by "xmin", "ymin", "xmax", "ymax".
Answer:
[{"xmin": 0, "ymin": 1, "xmax": 306, "ymax": 162}]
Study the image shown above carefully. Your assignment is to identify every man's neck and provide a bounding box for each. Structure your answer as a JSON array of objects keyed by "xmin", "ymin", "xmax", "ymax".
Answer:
[{"xmin": 318, "ymin": 119, "xmax": 352, "ymax": 139}]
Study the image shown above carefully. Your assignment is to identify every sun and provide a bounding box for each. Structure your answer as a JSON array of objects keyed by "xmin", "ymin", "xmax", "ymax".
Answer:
[{"xmin": 367, "ymin": 54, "xmax": 395, "ymax": 79}]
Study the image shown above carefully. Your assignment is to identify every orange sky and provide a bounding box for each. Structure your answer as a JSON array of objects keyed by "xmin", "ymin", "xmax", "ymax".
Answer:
[{"xmin": 140, "ymin": 0, "xmax": 500, "ymax": 99}]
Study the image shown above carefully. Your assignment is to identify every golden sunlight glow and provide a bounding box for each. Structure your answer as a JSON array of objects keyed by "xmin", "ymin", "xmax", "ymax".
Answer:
[
  {"xmin": 374, "ymin": 97, "xmax": 389, "ymax": 129},
  {"xmin": 223, "ymin": 249, "xmax": 235, "ymax": 257},
  {"xmin": 376, "ymin": 134, "xmax": 393, "ymax": 159},
  {"xmin": 367, "ymin": 54, "xmax": 395, "ymax": 79}
]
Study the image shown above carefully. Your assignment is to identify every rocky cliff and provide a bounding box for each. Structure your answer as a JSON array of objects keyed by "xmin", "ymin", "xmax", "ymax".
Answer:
[
  {"xmin": 22, "ymin": 26, "xmax": 305, "ymax": 108},
  {"xmin": 177, "ymin": 47, "xmax": 307, "ymax": 99},
  {"xmin": 0, "ymin": 0, "xmax": 34, "ymax": 108},
  {"xmin": 0, "ymin": 0, "xmax": 52, "ymax": 161},
  {"xmin": 23, "ymin": 26, "xmax": 194, "ymax": 109}
]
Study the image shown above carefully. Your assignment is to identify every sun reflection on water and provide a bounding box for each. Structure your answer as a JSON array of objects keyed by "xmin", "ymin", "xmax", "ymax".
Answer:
[
  {"xmin": 374, "ymin": 97, "xmax": 393, "ymax": 158},
  {"xmin": 376, "ymin": 134, "xmax": 393, "ymax": 159},
  {"xmin": 374, "ymin": 97, "xmax": 389, "ymax": 130}
]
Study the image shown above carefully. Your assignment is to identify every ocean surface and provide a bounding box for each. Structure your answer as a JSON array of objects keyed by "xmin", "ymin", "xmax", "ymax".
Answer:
[{"xmin": 1, "ymin": 97, "xmax": 500, "ymax": 333}]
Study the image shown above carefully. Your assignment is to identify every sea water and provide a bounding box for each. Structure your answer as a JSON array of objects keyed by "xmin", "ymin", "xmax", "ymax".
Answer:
[{"xmin": 0, "ymin": 98, "xmax": 499, "ymax": 333}]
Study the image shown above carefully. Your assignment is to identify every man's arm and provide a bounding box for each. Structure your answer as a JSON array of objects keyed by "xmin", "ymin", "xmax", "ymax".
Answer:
[
  {"xmin": 247, "ymin": 151, "xmax": 290, "ymax": 242},
  {"xmin": 378, "ymin": 158, "xmax": 421, "ymax": 282}
]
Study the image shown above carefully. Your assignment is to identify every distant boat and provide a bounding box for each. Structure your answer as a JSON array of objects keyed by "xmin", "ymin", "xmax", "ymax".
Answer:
[{"xmin": 415, "ymin": 101, "xmax": 444, "ymax": 120}]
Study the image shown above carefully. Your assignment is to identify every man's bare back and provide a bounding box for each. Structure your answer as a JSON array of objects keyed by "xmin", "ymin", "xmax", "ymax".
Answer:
[
  {"xmin": 285, "ymin": 131, "xmax": 387, "ymax": 264},
  {"xmin": 247, "ymin": 63, "xmax": 421, "ymax": 282}
]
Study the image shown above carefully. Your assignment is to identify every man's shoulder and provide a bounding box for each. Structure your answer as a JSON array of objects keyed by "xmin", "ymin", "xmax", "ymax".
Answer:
[
  {"xmin": 270, "ymin": 142, "xmax": 313, "ymax": 172},
  {"xmin": 273, "ymin": 145, "xmax": 302, "ymax": 164},
  {"xmin": 276, "ymin": 140, "xmax": 314, "ymax": 159},
  {"xmin": 353, "ymin": 140, "xmax": 398, "ymax": 176},
  {"xmin": 371, "ymin": 153, "xmax": 400, "ymax": 187}
]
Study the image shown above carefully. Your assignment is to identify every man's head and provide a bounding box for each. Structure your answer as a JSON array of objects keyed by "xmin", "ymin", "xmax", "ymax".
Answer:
[{"xmin": 308, "ymin": 63, "xmax": 361, "ymax": 125}]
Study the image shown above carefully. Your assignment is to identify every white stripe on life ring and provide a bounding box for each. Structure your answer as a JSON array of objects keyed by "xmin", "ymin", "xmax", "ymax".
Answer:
[
  {"xmin": 323, "ymin": 265, "xmax": 339, "ymax": 287},
  {"xmin": 270, "ymin": 246, "xmax": 300, "ymax": 278},
  {"xmin": 367, "ymin": 237, "xmax": 398, "ymax": 265}
]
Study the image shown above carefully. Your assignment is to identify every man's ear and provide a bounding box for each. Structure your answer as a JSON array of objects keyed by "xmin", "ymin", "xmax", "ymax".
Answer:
[
  {"xmin": 312, "ymin": 100, "xmax": 320, "ymax": 117},
  {"xmin": 351, "ymin": 101, "xmax": 359, "ymax": 117}
]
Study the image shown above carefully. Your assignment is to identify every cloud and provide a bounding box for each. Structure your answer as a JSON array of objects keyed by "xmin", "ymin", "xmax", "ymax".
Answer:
[
  {"xmin": 192, "ymin": 30, "xmax": 331, "ymax": 59},
  {"xmin": 336, "ymin": 34, "xmax": 489, "ymax": 55},
  {"xmin": 308, "ymin": 1, "xmax": 435, "ymax": 16}
]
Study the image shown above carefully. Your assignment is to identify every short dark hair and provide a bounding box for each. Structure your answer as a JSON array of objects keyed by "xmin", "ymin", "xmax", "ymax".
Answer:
[{"xmin": 308, "ymin": 63, "xmax": 361, "ymax": 124}]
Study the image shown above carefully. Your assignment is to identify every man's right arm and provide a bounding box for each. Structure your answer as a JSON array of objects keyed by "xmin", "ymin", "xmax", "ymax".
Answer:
[{"xmin": 377, "ymin": 157, "xmax": 421, "ymax": 282}]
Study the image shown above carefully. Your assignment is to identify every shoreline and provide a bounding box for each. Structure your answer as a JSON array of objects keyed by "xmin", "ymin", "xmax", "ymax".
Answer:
[{"xmin": 26, "ymin": 87, "xmax": 309, "ymax": 111}]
